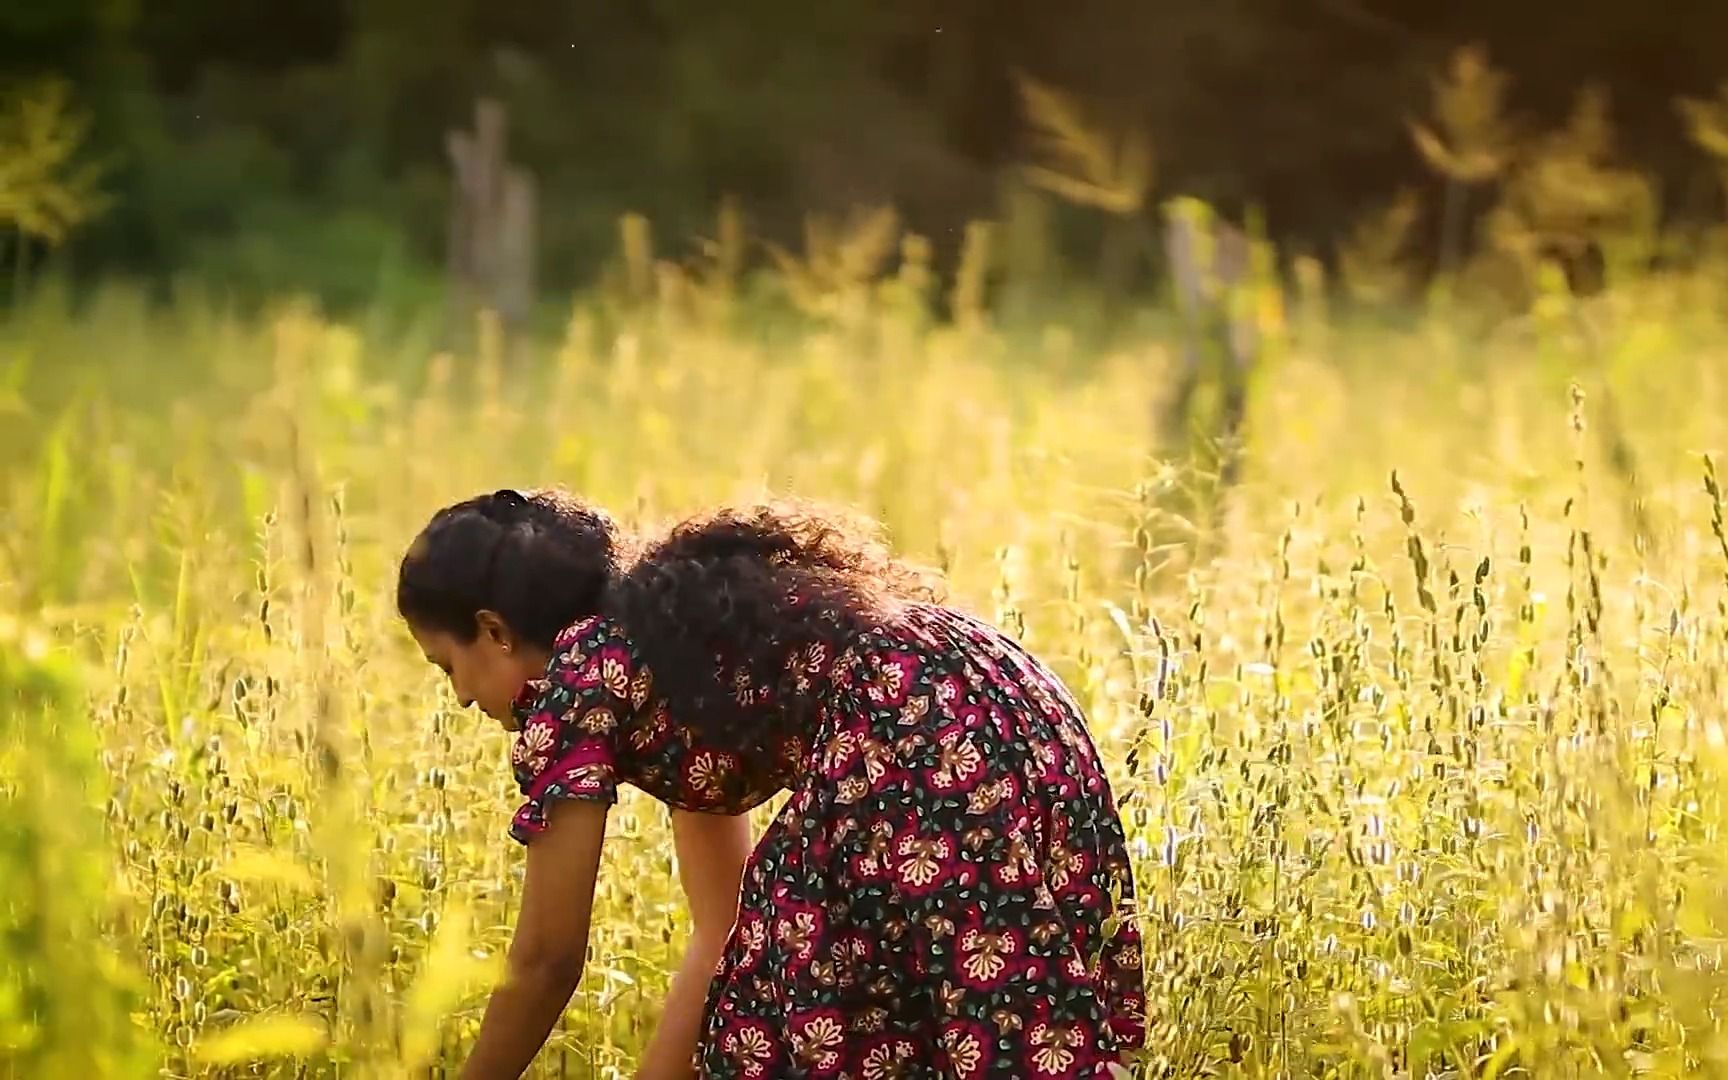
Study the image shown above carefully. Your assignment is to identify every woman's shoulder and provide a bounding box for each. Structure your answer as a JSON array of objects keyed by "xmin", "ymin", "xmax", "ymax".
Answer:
[
  {"xmin": 511, "ymin": 613, "xmax": 652, "ymax": 728},
  {"xmin": 549, "ymin": 612, "xmax": 631, "ymax": 654},
  {"xmin": 542, "ymin": 613, "xmax": 655, "ymax": 681}
]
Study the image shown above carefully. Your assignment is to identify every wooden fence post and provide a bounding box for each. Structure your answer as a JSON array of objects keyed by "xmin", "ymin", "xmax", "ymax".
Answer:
[
  {"xmin": 446, "ymin": 98, "xmax": 537, "ymax": 350},
  {"xmin": 1159, "ymin": 198, "xmax": 1259, "ymax": 520}
]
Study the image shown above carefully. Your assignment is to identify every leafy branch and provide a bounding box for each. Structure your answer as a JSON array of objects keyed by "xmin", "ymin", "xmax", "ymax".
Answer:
[{"xmin": 0, "ymin": 78, "xmax": 110, "ymax": 267}]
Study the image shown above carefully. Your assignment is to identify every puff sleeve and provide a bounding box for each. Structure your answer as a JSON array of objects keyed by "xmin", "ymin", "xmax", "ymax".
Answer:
[{"xmin": 508, "ymin": 615, "xmax": 653, "ymax": 843}]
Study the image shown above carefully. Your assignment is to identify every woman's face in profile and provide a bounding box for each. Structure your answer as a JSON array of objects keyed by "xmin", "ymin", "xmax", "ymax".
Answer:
[{"xmin": 409, "ymin": 613, "xmax": 538, "ymax": 730}]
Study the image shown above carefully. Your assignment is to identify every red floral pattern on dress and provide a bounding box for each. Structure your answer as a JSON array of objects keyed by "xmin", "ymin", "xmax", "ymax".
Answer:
[
  {"xmin": 507, "ymin": 603, "xmax": 1145, "ymax": 1075},
  {"xmin": 788, "ymin": 1009, "xmax": 846, "ymax": 1075}
]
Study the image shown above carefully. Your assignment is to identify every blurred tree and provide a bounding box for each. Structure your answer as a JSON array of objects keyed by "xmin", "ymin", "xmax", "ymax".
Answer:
[
  {"xmin": 1678, "ymin": 83, "xmax": 1728, "ymax": 221},
  {"xmin": 5, "ymin": 0, "xmax": 1728, "ymax": 305},
  {"xmin": 1410, "ymin": 46, "xmax": 1515, "ymax": 275},
  {"xmin": 0, "ymin": 77, "xmax": 110, "ymax": 292}
]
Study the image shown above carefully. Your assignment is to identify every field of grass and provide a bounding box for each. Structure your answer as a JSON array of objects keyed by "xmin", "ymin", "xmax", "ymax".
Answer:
[{"xmin": 6, "ymin": 260, "xmax": 1728, "ymax": 1079}]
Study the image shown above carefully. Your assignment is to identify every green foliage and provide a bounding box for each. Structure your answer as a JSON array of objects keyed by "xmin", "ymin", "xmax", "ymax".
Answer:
[
  {"xmin": 10, "ymin": 4, "xmax": 1728, "ymax": 307},
  {"xmin": 1488, "ymin": 86, "xmax": 1657, "ymax": 273},
  {"xmin": 1337, "ymin": 189, "xmax": 1422, "ymax": 306},
  {"xmin": 1014, "ymin": 74, "xmax": 1154, "ymax": 217},
  {"xmin": 1409, "ymin": 45, "xmax": 1515, "ymax": 186},
  {"xmin": 0, "ymin": 614, "xmax": 155, "ymax": 1077},
  {"xmin": 0, "ymin": 77, "xmax": 108, "ymax": 247},
  {"xmin": 1678, "ymin": 84, "xmax": 1728, "ymax": 162},
  {"xmin": 1676, "ymin": 84, "xmax": 1728, "ymax": 221},
  {"xmin": 184, "ymin": 203, "xmax": 443, "ymax": 315}
]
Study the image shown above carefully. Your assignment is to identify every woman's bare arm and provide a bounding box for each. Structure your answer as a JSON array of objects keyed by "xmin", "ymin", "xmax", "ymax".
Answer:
[
  {"xmin": 460, "ymin": 799, "xmax": 610, "ymax": 1080},
  {"xmin": 634, "ymin": 810, "xmax": 754, "ymax": 1080}
]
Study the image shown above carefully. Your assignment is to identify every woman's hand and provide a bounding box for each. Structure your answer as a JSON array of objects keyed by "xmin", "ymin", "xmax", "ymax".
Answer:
[
  {"xmin": 459, "ymin": 799, "xmax": 610, "ymax": 1080},
  {"xmin": 634, "ymin": 810, "xmax": 754, "ymax": 1080}
]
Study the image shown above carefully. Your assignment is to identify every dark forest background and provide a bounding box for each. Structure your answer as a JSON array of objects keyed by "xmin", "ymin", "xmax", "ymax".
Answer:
[{"xmin": 7, "ymin": 0, "xmax": 1728, "ymax": 310}]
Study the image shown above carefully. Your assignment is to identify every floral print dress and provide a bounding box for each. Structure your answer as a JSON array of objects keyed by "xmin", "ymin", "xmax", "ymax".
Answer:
[{"xmin": 509, "ymin": 602, "xmax": 1146, "ymax": 1078}]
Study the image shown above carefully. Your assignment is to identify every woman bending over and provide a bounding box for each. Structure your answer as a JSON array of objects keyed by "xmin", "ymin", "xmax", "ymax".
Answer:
[{"xmin": 397, "ymin": 489, "xmax": 1146, "ymax": 1078}]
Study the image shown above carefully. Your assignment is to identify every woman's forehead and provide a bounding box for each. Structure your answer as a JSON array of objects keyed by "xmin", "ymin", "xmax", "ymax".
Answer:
[{"xmin": 408, "ymin": 621, "xmax": 452, "ymax": 656}]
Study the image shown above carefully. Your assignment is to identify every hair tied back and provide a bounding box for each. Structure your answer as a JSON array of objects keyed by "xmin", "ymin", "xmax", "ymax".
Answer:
[{"xmin": 482, "ymin": 488, "xmax": 528, "ymax": 523}]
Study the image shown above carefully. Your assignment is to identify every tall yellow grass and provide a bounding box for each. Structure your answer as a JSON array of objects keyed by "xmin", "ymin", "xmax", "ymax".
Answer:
[{"xmin": 5, "ymin": 257, "xmax": 1728, "ymax": 1077}]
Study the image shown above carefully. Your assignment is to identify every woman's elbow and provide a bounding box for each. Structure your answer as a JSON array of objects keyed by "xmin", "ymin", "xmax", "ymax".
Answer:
[
  {"xmin": 516, "ymin": 948, "xmax": 586, "ymax": 993},
  {"xmin": 689, "ymin": 919, "xmax": 735, "ymax": 958}
]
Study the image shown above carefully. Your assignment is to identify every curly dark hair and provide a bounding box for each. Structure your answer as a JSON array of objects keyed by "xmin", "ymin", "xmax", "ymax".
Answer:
[{"xmin": 397, "ymin": 488, "xmax": 944, "ymax": 749}]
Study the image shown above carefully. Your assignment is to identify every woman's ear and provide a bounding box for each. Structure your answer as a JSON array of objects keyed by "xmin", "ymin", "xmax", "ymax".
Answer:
[{"xmin": 474, "ymin": 609, "xmax": 513, "ymax": 650}]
